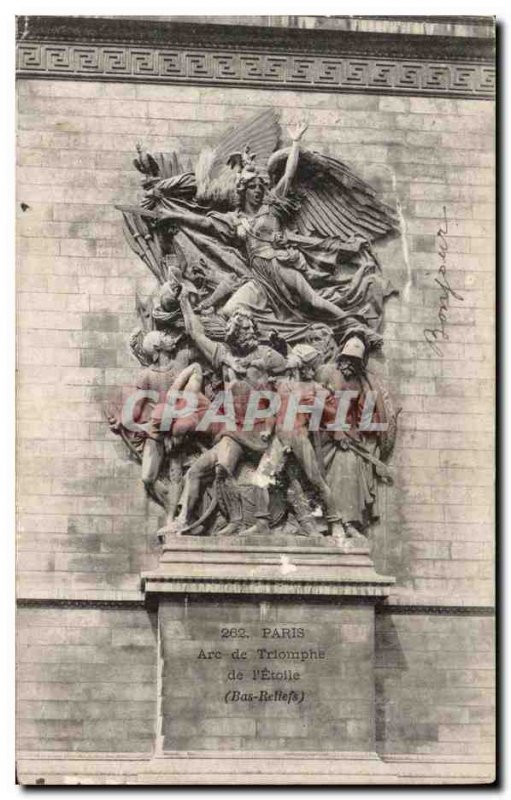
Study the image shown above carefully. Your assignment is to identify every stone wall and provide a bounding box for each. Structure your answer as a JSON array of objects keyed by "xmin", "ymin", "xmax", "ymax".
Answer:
[
  {"xmin": 376, "ymin": 611, "xmax": 495, "ymax": 759},
  {"xmin": 16, "ymin": 603, "xmax": 495, "ymax": 764},
  {"xmin": 16, "ymin": 606, "xmax": 158, "ymax": 754},
  {"xmin": 17, "ymin": 79, "xmax": 495, "ymax": 606},
  {"xmin": 159, "ymin": 597, "xmax": 375, "ymax": 753}
]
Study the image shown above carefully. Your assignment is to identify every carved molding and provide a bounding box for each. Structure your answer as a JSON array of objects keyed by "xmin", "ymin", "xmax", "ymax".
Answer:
[
  {"xmin": 142, "ymin": 576, "xmax": 394, "ymax": 598},
  {"xmin": 377, "ymin": 604, "xmax": 495, "ymax": 616},
  {"xmin": 16, "ymin": 43, "xmax": 495, "ymax": 99},
  {"xmin": 16, "ymin": 597, "xmax": 146, "ymax": 609},
  {"xmin": 16, "ymin": 17, "xmax": 495, "ymax": 99},
  {"xmin": 15, "ymin": 597, "xmax": 495, "ymax": 615}
]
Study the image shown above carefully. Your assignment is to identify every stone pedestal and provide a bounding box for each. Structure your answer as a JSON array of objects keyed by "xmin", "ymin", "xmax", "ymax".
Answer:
[
  {"xmin": 142, "ymin": 533, "xmax": 396, "ymax": 781},
  {"xmin": 143, "ymin": 533, "xmax": 394, "ymax": 597}
]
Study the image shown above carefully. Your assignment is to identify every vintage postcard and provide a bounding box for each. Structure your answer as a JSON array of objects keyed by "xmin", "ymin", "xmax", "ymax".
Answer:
[{"xmin": 15, "ymin": 13, "xmax": 496, "ymax": 785}]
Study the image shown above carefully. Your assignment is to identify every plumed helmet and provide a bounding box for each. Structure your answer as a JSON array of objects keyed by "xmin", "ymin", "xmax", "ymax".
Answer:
[
  {"xmin": 340, "ymin": 336, "xmax": 366, "ymax": 360},
  {"xmin": 230, "ymin": 146, "xmax": 270, "ymax": 193}
]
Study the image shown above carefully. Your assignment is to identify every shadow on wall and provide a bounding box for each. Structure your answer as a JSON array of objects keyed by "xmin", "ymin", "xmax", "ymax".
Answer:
[{"xmin": 375, "ymin": 614, "xmax": 440, "ymax": 754}]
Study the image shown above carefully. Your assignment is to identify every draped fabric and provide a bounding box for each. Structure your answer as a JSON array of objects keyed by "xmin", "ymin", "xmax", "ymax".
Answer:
[{"xmin": 166, "ymin": 205, "xmax": 392, "ymax": 348}]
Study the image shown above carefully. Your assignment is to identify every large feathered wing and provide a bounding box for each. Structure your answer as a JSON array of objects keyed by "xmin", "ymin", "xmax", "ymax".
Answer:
[
  {"xmin": 211, "ymin": 108, "xmax": 281, "ymax": 175},
  {"xmin": 268, "ymin": 147, "xmax": 399, "ymax": 243},
  {"xmin": 195, "ymin": 108, "xmax": 281, "ymax": 205}
]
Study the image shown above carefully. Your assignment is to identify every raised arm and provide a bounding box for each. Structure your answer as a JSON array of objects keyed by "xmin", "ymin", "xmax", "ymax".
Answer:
[
  {"xmin": 179, "ymin": 289, "xmax": 217, "ymax": 365},
  {"xmin": 115, "ymin": 203, "xmax": 216, "ymax": 234},
  {"xmin": 157, "ymin": 208, "xmax": 215, "ymax": 233},
  {"xmin": 274, "ymin": 123, "xmax": 308, "ymax": 197}
]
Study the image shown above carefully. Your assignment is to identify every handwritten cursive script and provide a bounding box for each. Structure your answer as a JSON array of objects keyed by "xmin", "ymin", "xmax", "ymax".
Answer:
[{"xmin": 423, "ymin": 206, "xmax": 464, "ymax": 356}]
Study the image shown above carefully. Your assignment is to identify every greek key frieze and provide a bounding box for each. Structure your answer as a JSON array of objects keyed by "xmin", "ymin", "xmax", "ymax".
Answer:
[{"xmin": 16, "ymin": 42, "xmax": 495, "ymax": 98}]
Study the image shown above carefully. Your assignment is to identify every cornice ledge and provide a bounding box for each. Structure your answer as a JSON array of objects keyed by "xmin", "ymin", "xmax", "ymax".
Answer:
[
  {"xmin": 142, "ymin": 574, "xmax": 395, "ymax": 598},
  {"xmin": 16, "ymin": 33, "xmax": 496, "ymax": 99},
  {"xmin": 16, "ymin": 16, "xmax": 495, "ymax": 63}
]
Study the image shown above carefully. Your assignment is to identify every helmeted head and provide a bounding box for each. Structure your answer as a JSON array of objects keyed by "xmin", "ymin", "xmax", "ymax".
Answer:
[
  {"xmin": 240, "ymin": 175, "xmax": 267, "ymax": 210},
  {"xmin": 159, "ymin": 282, "xmax": 180, "ymax": 313},
  {"xmin": 290, "ymin": 343, "xmax": 322, "ymax": 380},
  {"xmin": 142, "ymin": 330, "xmax": 180, "ymax": 363},
  {"xmin": 233, "ymin": 146, "xmax": 269, "ymax": 211},
  {"xmin": 225, "ymin": 309, "xmax": 259, "ymax": 354},
  {"xmin": 337, "ymin": 335, "xmax": 366, "ymax": 379}
]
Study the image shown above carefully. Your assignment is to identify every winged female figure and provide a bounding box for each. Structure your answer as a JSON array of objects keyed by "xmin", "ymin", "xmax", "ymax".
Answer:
[{"xmin": 118, "ymin": 109, "xmax": 398, "ymax": 352}]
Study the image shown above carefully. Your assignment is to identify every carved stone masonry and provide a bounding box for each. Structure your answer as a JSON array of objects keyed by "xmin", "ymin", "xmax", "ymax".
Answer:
[{"xmin": 108, "ymin": 107, "xmax": 400, "ymax": 553}]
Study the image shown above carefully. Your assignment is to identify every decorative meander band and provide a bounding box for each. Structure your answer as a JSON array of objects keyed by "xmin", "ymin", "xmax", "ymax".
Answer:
[{"xmin": 16, "ymin": 16, "xmax": 495, "ymax": 99}]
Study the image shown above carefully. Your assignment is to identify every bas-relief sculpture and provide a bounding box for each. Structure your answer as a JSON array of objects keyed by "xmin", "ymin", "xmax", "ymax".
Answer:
[{"xmin": 108, "ymin": 109, "xmax": 400, "ymax": 549}]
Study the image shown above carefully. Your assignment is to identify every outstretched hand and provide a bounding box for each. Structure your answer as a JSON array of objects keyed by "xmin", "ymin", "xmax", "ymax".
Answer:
[
  {"xmin": 107, "ymin": 414, "xmax": 121, "ymax": 434},
  {"xmin": 195, "ymin": 301, "xmax": 213, "ymax": 314},
  {"xmin": 288, "ymin": 122, "xmax": 308, "ymax": 142}
]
